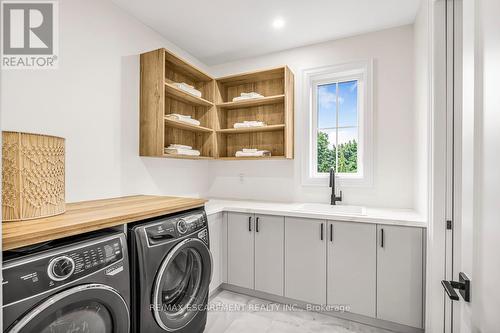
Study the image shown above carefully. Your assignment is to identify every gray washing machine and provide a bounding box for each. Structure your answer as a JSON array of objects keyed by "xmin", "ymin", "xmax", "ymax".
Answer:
[
  {"xmin": 129, "ymin": 208, "xmax": 212, "ymax": 333},
  {"xmin": 2, "ymin": 230, "xmax": 130, "ymax": 333}
]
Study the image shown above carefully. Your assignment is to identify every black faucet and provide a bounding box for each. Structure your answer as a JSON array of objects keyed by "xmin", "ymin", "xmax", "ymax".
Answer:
[{"xmin": 329, "ymin": 168, "xmax": 342, "ymax": 205}]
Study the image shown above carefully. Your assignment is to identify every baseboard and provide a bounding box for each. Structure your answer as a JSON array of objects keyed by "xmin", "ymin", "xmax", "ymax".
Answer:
[
  {"xmin": 208, "ymin": 284, "xmax": 224, "ymax": 300},
  {"xmin": 219, "ymin": 283, "xmax": 424, "ymax": 333}
]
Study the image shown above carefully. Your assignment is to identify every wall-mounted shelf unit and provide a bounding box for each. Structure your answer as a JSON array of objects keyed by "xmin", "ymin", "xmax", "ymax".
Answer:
[
  {"xmin": 140, "ymin": 48, "xmax": 294, "ymax": 160},
  {"xmin": 214, "ymin": 67, "xmax": 294, "ymax": 159}
]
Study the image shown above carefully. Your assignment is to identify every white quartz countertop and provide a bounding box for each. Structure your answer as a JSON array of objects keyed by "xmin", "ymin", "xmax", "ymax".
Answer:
[{"xmin": 205, "ymin": 199, "xmax": 427, "ymax": 228}]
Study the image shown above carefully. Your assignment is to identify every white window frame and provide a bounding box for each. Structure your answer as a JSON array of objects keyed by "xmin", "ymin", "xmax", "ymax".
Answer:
[{"xmin": 301, "ymin": 60, "xmax": 373, "ymax": 187}]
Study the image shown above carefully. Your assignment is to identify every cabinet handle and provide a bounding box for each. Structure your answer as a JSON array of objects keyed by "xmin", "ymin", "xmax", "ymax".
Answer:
[
  {"xmin": 256, "ymin": 217, "xmax": 260, "ymax": 233},
  {"xmin": 320, "ymin": 223, "xmax": 324, "ymax": 241},
  {"xmin": 330, "ymin": 224, "xmax": 333, "ymax": 242},
  {"xmin": 248, "ymin": 216, "xmax": 252, "ymax": 232},
  {"xmin": 381, "ymin": 228, "xmax": 384, "ymax": 248}
]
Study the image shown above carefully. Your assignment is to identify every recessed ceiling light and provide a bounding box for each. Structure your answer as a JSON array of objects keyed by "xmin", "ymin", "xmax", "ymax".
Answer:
[{"xmin": 272, "ymin": 17, "xmax": 285, "ymax": 29}]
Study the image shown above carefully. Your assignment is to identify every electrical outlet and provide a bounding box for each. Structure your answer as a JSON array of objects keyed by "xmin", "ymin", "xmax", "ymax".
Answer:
[{"xmin": 239, "ymin": 173, "xmax": 245, "ymax": 183}]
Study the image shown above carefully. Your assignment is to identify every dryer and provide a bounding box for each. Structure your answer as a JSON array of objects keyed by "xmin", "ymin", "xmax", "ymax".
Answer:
[
  {"xmin": 129, "ymin": 208, "xmax": 212, "ymax": 333},
  {"xmin": 2, "ymin": 230, "xmax": 130, "ymax": 333}
]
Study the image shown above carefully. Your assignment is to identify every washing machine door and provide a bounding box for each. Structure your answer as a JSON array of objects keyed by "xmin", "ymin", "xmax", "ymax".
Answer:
[
  {"xmin": 152, "ymin": 237, "xmax": 212, "ymax": 331},
  {"xmin": 6, "ymin": 284, "xmax": 129, "ymax": 333}
]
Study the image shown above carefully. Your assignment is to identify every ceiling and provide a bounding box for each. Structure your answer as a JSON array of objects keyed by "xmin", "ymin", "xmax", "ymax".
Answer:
[{"xmin": 112, "ymin": 0, "xmax": 421, "ymax": 65}]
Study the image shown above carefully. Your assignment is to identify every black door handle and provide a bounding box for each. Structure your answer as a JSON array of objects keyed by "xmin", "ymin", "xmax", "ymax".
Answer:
[
  {"xmin": 248, "ymin": 216, "xmax": 252, "ymax": 232},
  {"xmin": 442, "ymin": 272, "xmax": 470, "ymax": 302},
  {"xmin": 380, "ymin": 228, "xmax": 384, "ymax": 248},
  {"xmin": 320, "ymin": 223, "xmax": 324, "ymax": 241},
  {"xmin": 441, "ymin": 280, "xmax": 459, "ymax": 300},
  {"xmin": 256, "ymin": 217, "xmax": 260, "ymax": 233},
  {"xmin": 330, "ymin": 224, "xmax": 333, "ymax": 242}
]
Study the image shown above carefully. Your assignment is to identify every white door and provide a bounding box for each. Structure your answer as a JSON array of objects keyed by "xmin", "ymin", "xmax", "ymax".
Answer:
[
  {"xmin": 227, "ymin": 212, "xmax": 254, "ymax": 289},
  {"xmin": 254, "ymin": 214, "xmax": 284, "ymax": 296},
  {"xmin": 377, "ymin": 225, "xmax": 423, "ymax": 328},
  {"xmin": 452, "ymin": 0, "xmax": 500, "ymax": 330},
  {"xmin": 284, "ymin": 217, "xmax": 326, "ymax": 304},
  {"xmin": 327, "ymin": 221, "xmax": 376, "ymax": 317},
  {"xmin": 207, "ymin": 212, "xmax": 223, "ymax": 293}
]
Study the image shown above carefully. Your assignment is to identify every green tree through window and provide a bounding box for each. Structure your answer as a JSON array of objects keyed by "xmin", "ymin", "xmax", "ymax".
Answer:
[{"xmin": 317, "ymin": 132, "xmax": 357, "ymax": 173}]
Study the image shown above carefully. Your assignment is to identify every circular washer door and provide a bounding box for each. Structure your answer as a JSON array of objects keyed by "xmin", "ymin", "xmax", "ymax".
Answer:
[
  {"xmin": 152, "ymin": 238, "xmax": 212, "ymax": 331},
  {"xmin": 7, "ymin": 284, "xmax": 129, "ymax": 333}
]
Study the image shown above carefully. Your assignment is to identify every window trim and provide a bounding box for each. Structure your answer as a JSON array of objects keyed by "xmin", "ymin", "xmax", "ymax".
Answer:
[{"xmin": 301, "ymin": 61, "xmax": 373, "ymax": 187}]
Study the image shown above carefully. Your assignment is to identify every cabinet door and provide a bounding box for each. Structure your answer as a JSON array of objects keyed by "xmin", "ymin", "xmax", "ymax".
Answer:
[
  {"xmin": 255, "ymin": 214, "xmax": 284, "ymax": 296},
  {"xmin": 327, "ymin": 221, "xmax": 376, "ymax": 317},
  {"xmin": 377, "ymin": 225, "xmax": 423, "ymax": 328},
  {"xmin": 285, "ymin": 217, "xmax": 326, "ymax": 304},
  {"xmin": 208, "ymin": 212, "xmax": 223, "ymax": 293},
  {"xmin": 227, "ymin": 212, "xmax": 254, "ymax": 289}
]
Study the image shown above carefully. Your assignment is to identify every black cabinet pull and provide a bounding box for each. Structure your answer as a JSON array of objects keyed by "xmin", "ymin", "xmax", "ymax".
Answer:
[
  {"xmin": 330, "ymin": 224, "xmax": 333, "ymax": 242},
  {"xmin": 256, "ymin": 217, "xmax": 260, "ymax": 232},
  {"xmin": 381, "ymin": 228, "xmax": 384, "ymax": 248},
  {"xmin": 248, "ymin": 216, "xmax": 252, "ymax": 232},
  {"xmin": 320, "ymin": 223, "xmax": 324, "ymax": 241}
]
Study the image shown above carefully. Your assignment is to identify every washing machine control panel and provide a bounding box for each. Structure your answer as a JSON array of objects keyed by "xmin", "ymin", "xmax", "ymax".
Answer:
[
  {"xmin": 145, "ymin": 210, "xmax": 208, "ymax": 246},
  {"xmin": 2, "ymin": 236, "xmax": 124, "ymax": 306}
]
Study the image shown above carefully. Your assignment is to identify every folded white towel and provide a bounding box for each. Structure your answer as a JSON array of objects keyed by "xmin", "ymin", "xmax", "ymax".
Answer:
[
  {"xmin": 165, "ymin": 148, "xmax": 201, "ymax": 156},
  {"xmin": 173, "ymin": 82, "xmax": 202, "ymax": 98},
  {"xmin": 241, "ymin": 92, "xmax": 263, "ymax": 98},
  {"xmin": 167, "ymin": 144, "xmax": 192, "ymax": 150},
  {"xmin": 166, "ymin": 114, "xmax": 201, "ymax": 126},
  {"xmin": 235, "ymin": 150, "xmax": 271, "ymax": 157},
  {"xmin": 232, "ymin": 92, "xmax": 264, "ymax": 102},
  {"xmin": 234, "ymin": 121, "xmax": 266, "ymax": 128},
  {"xmin": 242, "ymin": 148, "xmax": 258, "ymax": 153}
]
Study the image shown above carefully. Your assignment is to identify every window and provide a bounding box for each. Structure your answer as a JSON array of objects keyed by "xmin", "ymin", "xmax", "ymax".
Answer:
[
  {"xmin": 302, "ymin": 61, "xmax": 373, "ymax": 187},
  {"xmin": 316, "ymin": 80, "xmax": 359, "ymax": 174}
]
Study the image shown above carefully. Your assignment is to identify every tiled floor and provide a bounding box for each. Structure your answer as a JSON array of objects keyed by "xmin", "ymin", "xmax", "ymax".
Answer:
[{"xmin": 206, "ymin": 291, "xmax": 394, "ymax": 333}]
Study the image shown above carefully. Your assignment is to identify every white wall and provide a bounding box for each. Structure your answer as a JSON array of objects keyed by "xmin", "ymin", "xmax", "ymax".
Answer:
[
  {"xmin": 208, "ymin": 26, "xmax": 416, "ymax": 208},
  {"xmin": 413, "ymin": 1, "xmax": 430, "ymax": 217},
  {"xmin": 0, "ymin": 0, "xmax": 210, "ymax": 202}
]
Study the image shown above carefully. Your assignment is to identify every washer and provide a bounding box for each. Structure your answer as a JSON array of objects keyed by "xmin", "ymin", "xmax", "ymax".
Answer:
[
  {"xmin": 2, "ymin": 230, "xmax": 130, "ymax": 333},
  {"xmin": 129, "ymin": 208, "xmax": 212, "ymax": 333}
]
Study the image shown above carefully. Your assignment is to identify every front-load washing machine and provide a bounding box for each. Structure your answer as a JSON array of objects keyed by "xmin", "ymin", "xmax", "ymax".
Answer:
[
  {"xmin": 2, "ymin": 230, "xmax": 130, "ymax": 333},
  {"xmin": 129, "ymin": 208, "xmax": 212, "ymax": 333}
]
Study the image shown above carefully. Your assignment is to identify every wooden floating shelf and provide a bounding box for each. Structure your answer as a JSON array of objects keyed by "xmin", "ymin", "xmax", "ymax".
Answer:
[
  {"xmin": 217, "ymin": 156, "xmax": 287, "ymax": 161},
  {"xmin": 165, "ymin": 117, "xmax": 214, "ymax": 133},
  {"xmin": 162, "ymin": 154, "xmax": 213, "ymax": 160},
  {"xmin": 217, "ymin": 94, "xmax": 285, "ymax": 109},
  {"xmin": 217, "ymin": 124, "xmax": 285, "ymax": 134},
  {"xmin": 140, "ymin": 49, "xmax": 294, "ymax": 160},
  {"xmin": 165, "ymin": 83, "xmax": 214, "ymax": 107}
]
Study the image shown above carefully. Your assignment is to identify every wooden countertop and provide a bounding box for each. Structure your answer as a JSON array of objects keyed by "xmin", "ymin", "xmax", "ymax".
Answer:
[{"xmin": 2, "ymin": 195, "xmax": 207, "ymax": 251}]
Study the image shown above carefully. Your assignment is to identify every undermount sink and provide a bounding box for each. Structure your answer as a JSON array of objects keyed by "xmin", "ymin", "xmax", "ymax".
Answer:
[{"xmin": 294, "ymin": 203, "xmax": 367, "ymax": 216}]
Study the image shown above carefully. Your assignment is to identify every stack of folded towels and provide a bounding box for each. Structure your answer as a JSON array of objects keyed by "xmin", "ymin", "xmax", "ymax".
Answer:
[
  {"xmin": 233, "ymin": 120, "xmax": 266, "ymax": 128},
  {"xmin": 172, "ymin": 82, "xmax": 202, "ymax": 98},
  {"xmin": 232, "ymin": 92, "xmax": 264, "ymax": 102},
  {"xmin": 164, "ymin": 144, "xmax": 200, "ymax": 156},
  {"xmin": 235, "ymin": 148, "xmax": 271, "ymax": 157},
  {"xmin": 166, "ymin": 113, "xmax": 201, "ymax": 126}
]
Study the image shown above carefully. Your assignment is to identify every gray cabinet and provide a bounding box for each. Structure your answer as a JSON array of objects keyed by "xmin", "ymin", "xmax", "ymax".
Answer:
[
  {"xmin": 285, "ymin": 217, "xmax": 327, "ymax": 305},
  {"xmin": 377, "ymin": 225, "xmax": 424, "ymax": 328},
  {"xmin": 254, "ymin": 214, "xmax": 284, "ymax": 295},
  {"xmin": 227, "ymin": 212, "xmax": 254, "ymax": 289},
  {"xmin": 327, "ymin": 221, "xmax": 376, "ymax": 317}
]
